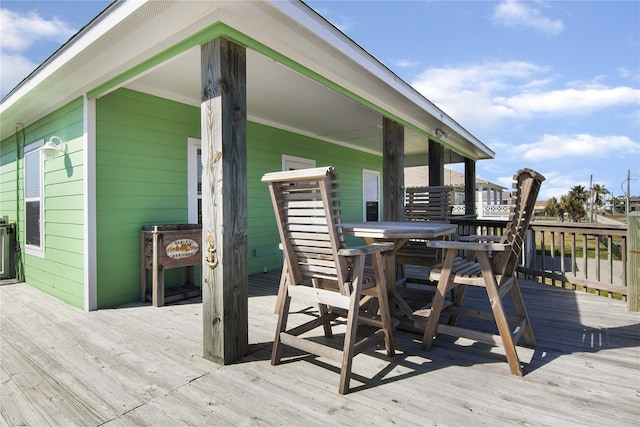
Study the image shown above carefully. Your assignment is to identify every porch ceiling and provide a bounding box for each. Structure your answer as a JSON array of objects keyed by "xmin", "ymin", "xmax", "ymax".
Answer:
[
  {"xmin": 0, "ymin": 0, "xmax": 488, "ymax": 165},
  {"xmin": 125, "ymin": 46, "xmax": 433, "ymax": 162}
]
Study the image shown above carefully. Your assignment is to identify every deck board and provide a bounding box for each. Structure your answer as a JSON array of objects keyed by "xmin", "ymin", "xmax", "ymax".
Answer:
[{"xmin": 1, "ymin": 270, "xmax": 639, "ymax": 426}]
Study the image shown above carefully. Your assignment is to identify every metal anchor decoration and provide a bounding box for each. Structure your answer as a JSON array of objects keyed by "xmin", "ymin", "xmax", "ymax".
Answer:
[{"xmin": 205, "ymin": 234, "xmax": 219, "ymax": 269}]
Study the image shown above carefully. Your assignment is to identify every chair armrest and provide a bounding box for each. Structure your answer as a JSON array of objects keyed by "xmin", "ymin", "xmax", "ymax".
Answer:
[
  {"xmin": 457, "ymin": 235, "xmax": 502, "ymax": 243},
  {"xmin": 426, "ymin": 240, "xmax": 509, "ymax": 252},
  {"xmin": 338, "ymin": 242, "xmax": 394, "ymax": 257}
]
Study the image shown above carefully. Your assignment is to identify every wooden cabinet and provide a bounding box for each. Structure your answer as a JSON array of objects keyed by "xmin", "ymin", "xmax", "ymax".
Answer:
[{"xmin": 140, "ymin": 224, "xmax": 202, "ymax": 306}]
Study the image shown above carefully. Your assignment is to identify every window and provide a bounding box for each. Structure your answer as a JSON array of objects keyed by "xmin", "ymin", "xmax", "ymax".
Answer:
[
  {"xmin": 282, "ymin": 154, "xmax": 315, "ymax": 172},
  {"xmin": 187, "ymin": 138, "xmax": 202, "ymax": 224},
  {"xmin": 363, "ymin": 169, "xmax": 380, "ymax": 221},
  {"xmin": 24, "ymin": 140, "xmax": 45, "ymax": 256}
]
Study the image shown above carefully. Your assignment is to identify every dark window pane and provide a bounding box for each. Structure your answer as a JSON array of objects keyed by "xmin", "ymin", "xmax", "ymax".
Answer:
[
  {"xmin": 26, "ymin": 201, "xmax": 40, "ymax": 246},
  {"xmin": 366, "ymin": 202, "xmax": 379, "ymax": 222}
]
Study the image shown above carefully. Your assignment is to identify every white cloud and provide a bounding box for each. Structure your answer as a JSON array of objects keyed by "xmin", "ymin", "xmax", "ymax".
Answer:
[
  {"xmin": 411, "ymin": 60, "xmax": 548, "ymax": 130},
  {"xmin": 534, "ymin": 171, "xmax": 593, "ymax": 201},
  {"xmin": 0, "ymin": 8, "xmax": 77, "ymax": 97},
  {"xmin": 392, "ymin": 58, "xmax": 420, "ymax": 68},
  {"xmin": 492, "ymin": 0, "xmax": 564, "ymax": 36},
  {"xmin": 618, "ymin": 66, "xmax": 640, "ymax": 82},
  {"xmin": 0, "ymin": 8, "xmax": 75, "ymax": 52},
  {"xmin": 479, "ymin": 133, "xmax": 640, "ymax": 200},
  {"xmin": 411, "ymin": 60, "xmax": 640, "ymax": 131},
  {"xmin": 0, "ymin": 52, "xmax": 37, "ymax": 92},
  {"xmin": 499, "ymin": 87, "xmax": 640, "ymax": 116},
  {"xmin": 509, "ymin": 133, "xmax": 640, "ymax": 161}
]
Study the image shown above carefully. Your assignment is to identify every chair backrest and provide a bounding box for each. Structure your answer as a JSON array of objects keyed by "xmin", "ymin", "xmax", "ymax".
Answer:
[
  {"xmin": 262, "ymin": 167, "xmax": 349, "ymax": 294},
  {"xmin": 493, "ymin": 168, "xmax": 545, "ymax": 277},
  {"xmin": 404, "ymin": 186, "xmax": 452, "ymax": 222}
]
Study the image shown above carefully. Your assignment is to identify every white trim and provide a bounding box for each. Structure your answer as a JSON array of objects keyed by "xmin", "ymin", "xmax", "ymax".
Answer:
[
  {"xmin": 282, "ymin": 154, "xmax": 315, "ymax": 171},
  {"xmin": 187, "ymin": 137, "xmax": 201, "ymax": 224},
  {"xmin": 83, "ymin": 96, "xmax": 97, "ymax": 311},
  {"xmin": 24, "ymin": 140, "xmax": 45, "ymax": 258},
  {"xmin": 362, "ymin": 169, "xmax": 380, "ymax": 222},
  {"xmin": 254, "ymin": 116, "xmax": 381, "ymax": 157}
]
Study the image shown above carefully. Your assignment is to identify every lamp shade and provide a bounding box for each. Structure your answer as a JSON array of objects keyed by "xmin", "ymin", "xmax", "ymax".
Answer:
[{"xmin": 39, "ymin": 136, "xmax": 66, "ymax": 161}]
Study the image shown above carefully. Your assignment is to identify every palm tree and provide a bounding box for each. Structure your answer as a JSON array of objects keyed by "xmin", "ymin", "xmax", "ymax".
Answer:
[
  {"xmin": 543, "ymin": 196, "xmax": 560, "ymax": 218},
  {"xmin": 561, "ymin": 186, "xmax": 587, "ymax": 222},
  {"xmin": 591, "ymin": 183, "xmax": 609, "ymax": 211},
  {"xmin": 569, "ymin": 185, "xmax": 588, "ymax": 203}
]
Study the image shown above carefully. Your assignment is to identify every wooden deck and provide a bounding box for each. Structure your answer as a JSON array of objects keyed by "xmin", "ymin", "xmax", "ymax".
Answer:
[{"xmin": 2, "ymin": 270, "xmax": 639, "ymax": 426}]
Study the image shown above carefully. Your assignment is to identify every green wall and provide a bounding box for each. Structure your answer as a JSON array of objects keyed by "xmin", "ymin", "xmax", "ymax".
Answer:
[
  {"xmin": 0, "ymin": 98, "xmax": 86, "ymax": 308},
  {"xmin": 246, "ymin": 122, "xmax": 383, "ymax": 274},
  {"xmin": 96, "ymin": 88, "xmax": 382, "ymax": 308},
  {"xmin": 95, "ymin": 89, "xmax": 200, "ymax": 307}
]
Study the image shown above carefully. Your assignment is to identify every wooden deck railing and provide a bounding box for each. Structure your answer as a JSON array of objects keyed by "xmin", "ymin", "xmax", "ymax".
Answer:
[{"xmin": 449, "ymin": 217, "xmax": 629, "ymax": 298}]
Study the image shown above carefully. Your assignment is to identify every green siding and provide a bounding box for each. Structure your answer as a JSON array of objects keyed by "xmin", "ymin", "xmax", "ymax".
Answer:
[
  {"xmin": 246, "ymin": 121, "xmax": 382, "ymax": 273},
  {"xmin": 95, "ymin": 89, "xmax": 200, "ymax": 308},
  {"xmin": 0, "ymin": 98, "xmax": 85, "ymax": 308},
  {"xmin": 2, "ymin": 88, "xmax": 383, "ymax": 309},
  {"xmin": 95, "ymin": 88, "xmax": 381, "ymax": 307},
  {"xmin": 0, "ymin": 135, "xmax": 18, "ymax": 221}
]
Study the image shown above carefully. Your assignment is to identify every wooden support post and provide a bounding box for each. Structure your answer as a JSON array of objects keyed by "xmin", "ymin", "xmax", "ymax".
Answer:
[
  {"xmin": 201, "ymin": 37, "xmax": 248, "ymax": 364},
  {"xmin": 464, "ymin": 158, "xmax": 476, "ymax": 217},
  {"xmin": 382, "ymin": 117, "xmax": 404, "ymax": 221},
  {"xmin": 628, "ymin": 212, "xmax": 639, "ymax": 312},
  {"xmin": 428, "ymin": 139, "xmax": 444, "ymax": 186}
]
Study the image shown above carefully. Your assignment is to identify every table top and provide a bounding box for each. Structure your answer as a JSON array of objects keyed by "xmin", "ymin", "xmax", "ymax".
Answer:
[{"xmin": 339, "ymin": 221, "xmax": 457, "ymax": 240}]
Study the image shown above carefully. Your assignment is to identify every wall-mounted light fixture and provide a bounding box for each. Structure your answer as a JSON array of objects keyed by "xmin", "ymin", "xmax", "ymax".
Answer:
[
  {"xmin": 435, "ymin": 128, "xmax": 451, "ymax": 139},
  {"xmin": 39, "ymin": 135, "xmax": 67, "ymax": 161}
]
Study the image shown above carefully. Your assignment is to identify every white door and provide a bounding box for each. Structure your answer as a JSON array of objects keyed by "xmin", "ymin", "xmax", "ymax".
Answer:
[
  {"xmin": 187, "ymin": 137, "xmax": 202, "ymax": 224},
  {"xmin": 363, "ymin": 169, "xmax": 380, "ymax": 222}
]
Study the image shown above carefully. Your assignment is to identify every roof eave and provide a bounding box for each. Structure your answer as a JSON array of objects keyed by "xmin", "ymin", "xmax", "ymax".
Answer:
[{"xmin": 1, "ymin": 0, "xmax": 493, "ymax": 162}]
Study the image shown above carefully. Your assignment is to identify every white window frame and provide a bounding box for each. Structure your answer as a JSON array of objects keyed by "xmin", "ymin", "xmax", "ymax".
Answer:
[
  {"xmin": 187, "ymin": 137, "xmax": 201, "ymax": 224},
  {"xmin": 24, "ymin": 140, "xmax": 45, "ymax": 257},
  {"xmin": 362, "ymin": 169, "xmax": 380, "ymax": 222},
  {"xmin": 282, "ymin": 154, "xmax": 315, "ymax": 171}
]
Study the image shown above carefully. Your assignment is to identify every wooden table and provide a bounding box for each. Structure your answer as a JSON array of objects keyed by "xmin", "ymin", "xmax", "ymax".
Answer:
[{"xmin": 339, "ymin": 221, "xmax": 457, "ymax": 319}]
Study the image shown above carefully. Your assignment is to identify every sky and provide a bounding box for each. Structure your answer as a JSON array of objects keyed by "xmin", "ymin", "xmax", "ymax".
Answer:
[{"xmin": 1, "ymin": 0, "xmax": 639, "ymax": 200}]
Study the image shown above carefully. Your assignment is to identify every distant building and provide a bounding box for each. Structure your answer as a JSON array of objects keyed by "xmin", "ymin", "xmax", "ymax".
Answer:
[{"xmin": 405, "ymin": 165, "xmax": 508, "ymax": 204}]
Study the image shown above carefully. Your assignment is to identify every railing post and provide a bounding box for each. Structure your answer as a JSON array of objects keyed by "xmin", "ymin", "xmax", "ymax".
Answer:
[
  {"xmin": 524, "ymin": 229, "xmax": 535, "ymax": 269},
  {"xmin": 628, "ymin": 212, "xmax": 639, "ymax": 312}
]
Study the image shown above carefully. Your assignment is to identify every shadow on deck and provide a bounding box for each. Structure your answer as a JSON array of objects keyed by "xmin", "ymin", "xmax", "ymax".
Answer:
[{"xmin": 1, "ymin": 269, "xmax": 639, "ymax": 426}]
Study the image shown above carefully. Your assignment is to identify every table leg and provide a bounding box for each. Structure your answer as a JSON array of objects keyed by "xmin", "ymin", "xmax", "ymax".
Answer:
[{"xmin": 364, "ymin": 237, "xmax": 414, "ymax": 319}]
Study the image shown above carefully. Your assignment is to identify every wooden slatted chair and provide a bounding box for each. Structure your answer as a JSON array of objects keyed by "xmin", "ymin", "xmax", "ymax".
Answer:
[
  {"xmin": 404, "ymin": 186, "xmax": 453, "ymax": 222},
  {"xmin": 262, "ymin": 166, "xmax": 396, "ymax": 394},
  {"xmin": 396, "ymin": 186, "xmax": 453, "ymax": 275},
  {"xmin": 422, "ymin": 168, "xmax": 545, "ymax": 376}
]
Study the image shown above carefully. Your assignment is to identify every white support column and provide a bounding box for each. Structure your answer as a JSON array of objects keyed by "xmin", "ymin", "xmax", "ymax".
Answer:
[{"xmin": 83, "ymin": 95, "xmax": 97, "ymax": 311}]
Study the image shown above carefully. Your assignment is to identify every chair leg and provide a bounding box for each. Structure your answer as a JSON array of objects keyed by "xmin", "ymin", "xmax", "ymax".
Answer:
[
  {"xmin": 372, "ymin": 252, "xmax": 395, "ymax": 356},
  {"xmin": 339, "ymin": 306, "xmax": 358, "ymax": 394},
  {"xmin": 423, "ymin": 248, "xmax": 458, "ymax": 350},
  {"xmin": 274, "ymin": 264, "xmax": 288, "ymax": 314},
  {"xmin": 447, "ymin": 284, "xmax": 467, "ymax": 326},
  {"xmin": 509, "ymin": 277, "xmax": 536, "ymax": 346},
  {"xmin": 477, "ymin": 253, "xmax": 523, "ymax": 376},
  {"xmin": 338, "ymin": 256, "xmax": 366, "ymax": 395},
  {"xmin": 271, "ymin": 287, "xmax": 292, "ymax": 366}
]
